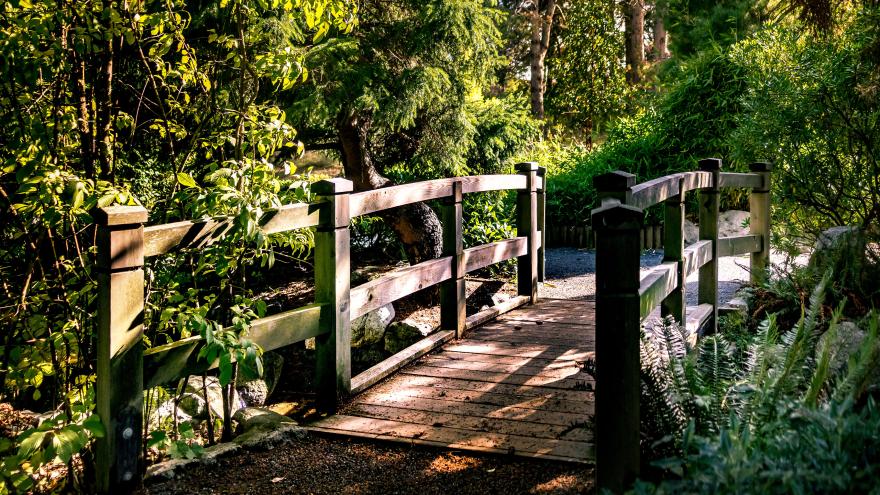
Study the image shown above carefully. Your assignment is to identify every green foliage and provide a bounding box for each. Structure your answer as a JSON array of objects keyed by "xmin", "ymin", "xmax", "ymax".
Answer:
[
  {"xmin": 730, "ymin": 9, "xmax": 880, "ymax": 239},
  {"xmin": 147, "ymin": 421, "xmax": 204, "ymax": 461},
  {"xmin": 545, "ymin": 0, "xmax": 627, "ymax": 136},
  {"xmin": 631, "ymin": 270, "xmax": 880, "ymax": 493},
  {"xmin": 664, "ymin": 0, "xmax": 767, "ymax": 57}
]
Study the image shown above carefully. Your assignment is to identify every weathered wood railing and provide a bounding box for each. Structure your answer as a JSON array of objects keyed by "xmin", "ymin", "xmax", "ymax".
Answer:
[
  {"xmin": 92, "ymin": 163, "xmax": 545, "ymax": 493},
  {"xmin": 591, "ymin": 159, "xmax": 772, "ymax": 491}
]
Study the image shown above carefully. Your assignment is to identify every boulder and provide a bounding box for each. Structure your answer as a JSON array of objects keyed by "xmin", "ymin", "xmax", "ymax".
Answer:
[
  {"xmin": 384, "ymin": 320, "xmax": 433, "ymax": 354},
  {"xmin": 234, "ymin": 423, "xmax": 307, "ymax": 451},
  {"xmin": 180, "ymin": 375, "xmax": 244, "ymax": 419},
  {"xmin": 236, "ymin": 352, "xmax": 284, "ymax": 407},
  {"xmin": 232, "ymin": 407, "xmax": 295, "ymax": 435},
  {"xmin": 817, "ymin": 321, "xmax": 866, "ymax": 377},
  {"xmin": 351, "ymin": 303, "xmax": 395, "ymax": 348},
  {"xmin": 718, "ymin": 210, "xmax": 750, "ymax": 238},
  {"xmin": 145, "ymin": 442, "xmax": 241, "ymax": 483},
  {"xmin": 148, "ymin": 399, "xmax": 194, "ymax": 431},
  {"xmin": 810, "ymin": 226, "xmax": 866, "ymax": 272},
  {"xmin": 491, "ymin": 292, "xmax": 511, "ymax": 306}
]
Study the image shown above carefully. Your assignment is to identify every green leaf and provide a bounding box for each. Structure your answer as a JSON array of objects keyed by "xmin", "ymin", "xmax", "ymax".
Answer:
[{"xmin": 176, "ymin": 172, "xmax": 198, "ymax": 188}]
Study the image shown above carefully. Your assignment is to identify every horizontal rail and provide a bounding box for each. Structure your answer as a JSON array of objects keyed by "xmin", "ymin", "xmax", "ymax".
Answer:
[
  {"xmin": 628, "ymin": 171, "xmax": 715, "ymax": 210},
  {"xmin": 143, "ymin": 202, "xmax": 323, "ymax": 257},
  {"xmin": 349, "ymin": 174, "xmax": 540, "ymax": 218},
  {"xmin": 685, "ymin": 304, "xmax": 714, "ymax": 336},
  {"xmin": 464, "ymin": 295, "xmax": 532, "ymax": 330},
  {"xmin": 680, "ymin": 171, "xmax": 714, "ymax": 193},
  {"xmin": 350, "ymin": 330, "xmax": 454, "ymax": 395},
  {"xmin": 719, "ymin": 172, "xmax": 763, "ymax": 189},
  {"xmin": 639, "ymin": 262, "xmax": 678, "ymax": 319},
  {"xmin": 717, "ymin": 234, "xmax": 762, "ymax": 258},
  {"xmin": 683, "ymin": 240, "xmax": 713, "ymax": 278},
  {"xmin": 143, "ymin": 303, "xmax": 326, "ymax": 388},
  {"xmin": 463, "ymin": 237, "xmax": 528, "ymax": 273},
  {"xmin": 350, "ymin": 256, "xmax": 453, "ymax": 320}
]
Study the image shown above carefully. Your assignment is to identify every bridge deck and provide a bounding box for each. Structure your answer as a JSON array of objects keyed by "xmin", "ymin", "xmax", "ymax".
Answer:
[{"xmin": 308, "ymin": 298, "xmax": 596, "ymax": 463}]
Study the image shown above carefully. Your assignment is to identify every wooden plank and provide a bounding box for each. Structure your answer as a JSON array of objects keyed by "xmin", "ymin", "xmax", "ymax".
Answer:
[
  {"xmin": 381, "ymin": 374, "xmax": 595, "ymax": 403},
  {"xmin": 350, "ymin": 331, "xmax": 454, "ymax": 395},
  {"xmin": 460, "ymin": 174, "xmax": 528, "ymax": 194},
  {"xmin": 143, "ymin": 303, "xmax": 326, "ymax": 388},
  {"xmin": 718, "ymin": 172, "xmax": 762, "ymax": 189},
  {"xmin": 308, "ymin": 416, "xmax": 593, "ymax": 462},
  {"xmin": 401, "ymin": 365, "xmax": 591, "ymax": 390},
  {"xmin": 419, "ymin": 355, "xmax": 589, "ymax": 381},
  {"xmin": 260, "ymin": 202, "xmax": 324, "ymax": 234},
  {"xmin": 465, "ymin": 320, "xmax": 595, "ymax": 338},
  {"xmin": 462, "ymin": 237, "xmax": 527, "ymax": 273},
  {"xmin": 353, "ymin": 392, "xmax": 588, "ymax": 427},
  {"xmin": 368, "ymin": 380, "xmax": 593, "ymax": 415},
  {"xmin": 464, "ymin": 295, "xmax": 530, "ymax": 330},
  {"xmin": 717, "ymin": 234, "xmax": 762, "ymax": 258},
  {"xmin": 629, "ymin": 174, "xmax": 681, "ymax": 209},
  {"xmin": 343, "ymin": 404, "xmax": 592, "ymax": 442},
  {"xmin": 144, "ymin": 218, "xmax": 234, "ymax": 257},
  {"xmin": 497, "ymin": 299, "xmax": 594, "ymax": 325},
  {"xmin": 638, "ymin": 262, "xmax": 678, "ymax": 319},
  {"xmin": 350, "ymin": 180, "xmax": 453, "ymax": 217},
  {"xmin": 350, "ymin": 256, "xmax": 453, "ymax": 320},
  {"xmin": 683, "ymin": 240, "xmax": 713, "ymax": 278},
  {"xmin": 442, "ymin": 342, "xmax": 591, "ymax": 361},
  {"xmin": 463, "ymin": 332, "xmax": 591, "ymax": 347},
  {"xmin": 679, "ymin": 170, "xmax": 714, "ymax": 192},
  {"xmin": 686, "ymin": 304, "xmax": 714, "ymax": 336}
]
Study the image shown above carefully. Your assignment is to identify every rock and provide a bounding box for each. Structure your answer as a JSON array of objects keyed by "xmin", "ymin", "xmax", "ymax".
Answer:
[
  {"xmin": 305, "ymin": 337, "xmax": 315, "ymax": 350},
  {"xmin": 684, "ymin": 219, "xmax": 699, "ymax": 245},
  {"xmin": 818, "ymin": 321, "xmax": 866, "ymax": 377},
  {"xmin": 145, "ymin": 442, "xmax": 241, "ymax": 483},
  {"xmin": 148, "ymin": 399, "xmax": 194, "ymax": 430},
  {"xmin": 491, "ymin": 292, "xmax": 511, "ymax": 306},
  {"xmin": 810, "ymin": 226, "xmax": 866, "ymax": 273},
  {"xmin": 718, "ymin": 210, "xmax": 750, "ymax": 238},
  {"xmin": 236, "ymin": 352, "xmax": 284, "ymax": 407},
  {"xmin": 384, "ymin": 320, "xmax": 433, "ymax": 354},
  {"xmin": 181, "ymin": 376, "xmax": 244, "ymax": 419},
  {"xmin": 234, "ymin": 423, "xmax": 307, "ymax": 451},
  {"xmin": 233, "ymin": 407, "xmax": 295, "ymax": 435},
  {"xmin": 351, "ymin": 303, "xmax": 395, "ymax": 348}
]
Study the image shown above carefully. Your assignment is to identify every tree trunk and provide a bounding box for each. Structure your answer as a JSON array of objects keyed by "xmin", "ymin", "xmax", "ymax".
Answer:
[
  {"xmin": 528, "ymin": 0, "xmax": 557, "ymax": 120},
  {"xmin": 624, "ymin": 0, "xmax": 645, "ymax": 84},
  {"xmin": 337, "ymin": 113, "xmax": 443, "ymax": 265},
  {"xmin": 653, "ymin": 4, "xmax": 669, "ymax": 60}
]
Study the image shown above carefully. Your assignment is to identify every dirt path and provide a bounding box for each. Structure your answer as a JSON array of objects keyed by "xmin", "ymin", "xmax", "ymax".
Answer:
[{"xmin": 141, "ymin": 435, "xmax": 593, "ymax": 494}]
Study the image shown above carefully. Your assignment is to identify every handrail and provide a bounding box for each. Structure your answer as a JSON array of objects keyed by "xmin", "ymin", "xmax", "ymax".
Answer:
[
  {"xmin": 591, "ymin": 159, "xmax": 773, "ymax": 492},
  {"xmin": 91, "ymin": 165, "xmax": 546, "ymax": 492}
]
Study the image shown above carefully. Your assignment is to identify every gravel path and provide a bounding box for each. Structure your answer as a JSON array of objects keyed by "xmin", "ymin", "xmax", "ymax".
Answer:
[
  {"xmin": 142, "ymin": 436, "xmax": 593, "ymax": 495},
  {"xmin": 541, "ymin": 247, "xmax": 752, "ymax": 306}
]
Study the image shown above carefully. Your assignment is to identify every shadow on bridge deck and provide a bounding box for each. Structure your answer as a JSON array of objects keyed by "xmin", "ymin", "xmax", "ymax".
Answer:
[{"xmin": 307, "ymin": 298, "xmax": 596, "ymax": 463}]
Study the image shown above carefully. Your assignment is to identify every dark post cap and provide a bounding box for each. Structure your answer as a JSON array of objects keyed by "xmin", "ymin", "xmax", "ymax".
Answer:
[
  {"xmin": 698, "ymin": 158, "xmax": 723, "ymax": 171},
  {"xmin": 593, "ymin": 171, "xmax": 636, "ymax": 192},
  {"xmin": 748, "ymin": 161, "xmax": 773, "ymax": 172},
  {"xmin": 312, "ymin": 178, "xmax": 354, "ymax": 195},
  {"xmin": 515, "ymin": 162, "xmax": 540, "ymax": 172},
  {"xmin": 591, "ymin": 202, "xmax": 645, "ymax": 230}
]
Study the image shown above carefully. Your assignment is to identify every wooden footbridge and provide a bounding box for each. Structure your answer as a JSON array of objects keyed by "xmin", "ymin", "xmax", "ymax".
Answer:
[{"xmin": 92, "ymin": 160, "xmax": 771, "ymax": 493}]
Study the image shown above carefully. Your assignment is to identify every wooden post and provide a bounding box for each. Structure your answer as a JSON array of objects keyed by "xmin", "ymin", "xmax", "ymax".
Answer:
[
  {"xmin": 592, "ymin": 202, "xmax": 644, "ymax": 493},
  {"xmin": 537, "ymin": 166, "xmax": 547, "ymax": 282},
  {"xmin": 440, "ymin": 180, "xmax": 466, "ymax": 338},
  {"xmin": 94, "ymin": 205, "xmax": 148, "ymax": 494},
  {"xmin": 749, "ymin": 162, "xmax": 772, "ymax": 285},
  {"xmin": 698, "ymin": 158, "xmax": 722, "ymax": 334},
  {"xmin": 313, "ymin": 178, "xmax": 353, "ymax": 410},
  {"xmin": 594, "ymin": 170, "xmax": 636, "ymax": 204},
  {"xmin": 516, "ymin": 162, "xmax": 539, "ymax": 303},
  {"xmin": 661, "ymin": 177, "xmax": 686, "ymax": 326}
]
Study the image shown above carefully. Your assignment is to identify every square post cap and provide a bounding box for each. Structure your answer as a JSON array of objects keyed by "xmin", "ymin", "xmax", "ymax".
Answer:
[
  {"xmin": 698, "ymin": 158, "xmax": 723, "ymax": 171},
  {"xmin": 749, "ymin": 161, "xmax": 773, "ymax": 172},
  {"xmin": 591, "ymin": 202, "xmax": 644, "ymax": 230},
  {"xmin": 93, "ymin": 205, "xmax": 149, "ymax": 226},
  {"xmin": 593, "ymin": 171, "xmax": 636, "ymax": 192},
  {"xmin": 312, "ymin": 178, "xmax": 354, "ymax": 195},
  {"xmin": 515, "ymin": 162, "xmax": 540, "ymax": 172}
]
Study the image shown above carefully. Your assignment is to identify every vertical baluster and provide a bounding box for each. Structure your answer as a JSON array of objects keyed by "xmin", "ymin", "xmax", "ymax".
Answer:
[
  {"xmin": 662, "ymin": 177, "xmax": 686, "ymax": 326},
  {"xmin": 698, "ymin": 158, "xmax": 722, "ymax": 334},
  {"xmin": 441, "ymin": 180, "xmax": 466, "ymax": 338},
  {"xmin": 749, "ymin": 162, "xmax": 772, "ymax": 285},
  {"xmin": 516, "ymin": 162, "xmax": 539, "ymax": 303}
]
